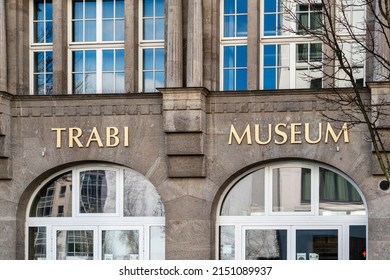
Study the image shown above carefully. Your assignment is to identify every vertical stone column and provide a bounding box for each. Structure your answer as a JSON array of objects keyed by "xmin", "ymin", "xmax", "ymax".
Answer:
[
  {"xmin": 0, "ymin": 93, "xmax": 12, "ymax": 179},
  {"xmin": 166, "ymin": 0, "xmax": 183, "ymax": 87},
  {"xmin": 247, "ymin": 0, "xmax": 259, "ymax": 90},
  {"xmin": 186, "ymin": 0, "xmax": 203, "ymax": 87},
  {"xmin": 0, "ymin": 0, "xmax": 7, "ymax": 92},
  {"xmin": 53, "ymin": 0, "xmax": 67, "ymax": 94}
]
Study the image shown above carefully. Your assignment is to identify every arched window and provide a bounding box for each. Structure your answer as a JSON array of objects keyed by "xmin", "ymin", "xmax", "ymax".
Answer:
[
  {"xmin": 26, "ymin": 164, "xmax": 165, "ymax": 260},
  {"xmin": 217, "ymin": 161, "xmax": 367, "ymax": 260}
]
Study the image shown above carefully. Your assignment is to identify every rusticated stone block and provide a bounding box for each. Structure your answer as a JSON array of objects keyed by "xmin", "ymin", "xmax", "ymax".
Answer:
[
  {"xmin": 166, "ymin": 132, "xmax": 204, "ymax": 155},
  {"xmin": 0, "ymin": 158, "xmax": 12, "ymax": 179},
  {"xmin": 167, "ymin": 155, "xmax": 206, "ymax": 177},
  {"xmin": 164, "ymin": 110, "xmax": 206, "ymax": 132}
]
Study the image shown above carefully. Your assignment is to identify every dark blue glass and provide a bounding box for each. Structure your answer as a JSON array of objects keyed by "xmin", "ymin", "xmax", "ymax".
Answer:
[
  {"xmin": 264, "ymin": 45, "xmax": 276, "ymax": 67},
  {"xmin": 46, "ymin": 1, "xmax": 53, "ymax": 20},
  {"xmin": 143, "ymin": 49, "xmax": 153, "ymax": 70},
  {"xmin": 34, "ymin": 0, "xmax": 45, "ymax": 20},
  {"xmin": 85, "ymin": 50, "xmax": 96, "ymax": 72},
  {"xmin": 34, "ymin": 52, "xmax": 45, "ymax": 72},
  {"xmin": 46, "ymin": 22, "xmax": 53, "ymax": 43},
  {"xmin": 144, "ymin": 0, "xmax": 154, "ymax": 17},
  {"xmin": 263, "ymin": 68, "xmax": 276, "ymax": 90},
  {"xmin": 224, "ymin": 46, "xmax": 235, "ymax": 68},
  {"xmin": 46, "ymin": 51, "xmax": 53, "ymax": 72},
  {"xmin": 237, "ymin": 0, "xmax": 247, "ymax": 13},
  {"xmin": 236, "ymin": 46, "xmax": 247, "ymax": 68},
  {"xmin": 224, "ymin": 16, "xmax": 235, "ymax": 37},
  {"xmin": 103, "ymin": 0, "xmax": 114, "ymax": 18},
  {"xmin": 35, "ymin": 74, "xmax": 45, "ymax": 95},
  {"xmin": 116, "ymin": 0, "xmax": 125, "ymax": 18},
  {"xmin": 73, "ymin": 0, "xmax": 83, "ymax": 19},
  {"xmin": 236, "ymin": 69, "xmax": 247, "ymax": 90},
  {"xmin": 264, "ymin": 0, "xmax": 276, "ymax": 13},
  {"xmin": 155, "ymin": 0, "xmax": 165, "ymax": 17},
  {"xmin": 224, "ymin": 69, "xmax": 235, "ymax": 91},
  {"xmin": 73, "ymin": 51, "xmax": 83, "ymax": 72},
  {"xmin": 34, "ymin": 22, "xmax": 45, "ymax": 43},
  {"xmin": 224, "ymin": 0, "xmax": 235, "ymax": 14},
  {"xmin": 155, "ymin": 48, "xmax": 164, "ymax": 70},
  {"xmin": 115, "ymin": 50, "xmax": 125, "ymax": 71},
  {"xmin": 46, "ymin": 74, "xmax": 53, "ymax": 95},
  {"xmin": 236, "ymin": 15, "xmax": 247, "ymax": 37},
  {"xmin": 103, "ymin": 50, "xmax": 114, "ymax": 71},
  {"xmin": 85, "ymin": 0, "xmax": 96, "ymax": 19},
  {"xmin": 264, "ymin": 14, "xmax": 276, "ymax": 36}
]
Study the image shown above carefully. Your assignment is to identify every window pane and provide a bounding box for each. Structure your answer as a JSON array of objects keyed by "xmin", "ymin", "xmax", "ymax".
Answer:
[
  {"xmin": 349, "ymin": 226, "xmax": 366, "ymax": 260},
  {"xmin": 85, "ymin": 0, "xmax": 97, "ymax": 19},
  {"xmin": 73, "ymin": 21, "xmax": 83, "ymax": 42},
  {"xmin": 155, "ymin": 0, "xmax": 164, "ymax": 17},
  {"xmin": 73, "ymin": 73, "xmax": 84, "ymax": 93},
  {"xmin": 57, "ymin": 230, "xmax": 94, "ymax": 260},
  {"xmin": 155, "ymin": 48, "xmax": 164, "ymax": 70},
  {"xmin": 264, "ymin": 14, "xmax": 277, "ymax": 36},
  {"xmin": 224, "ymin": 69, "xmax": 234, "ymax": 90},
  {"xmin": 46, "ymin": 1, "xmax": 53, "ymax": 20},
  {"xmin": 115, "ymin": 72, "xmax": 125, "ymax": 93},
  {"xmin": 221, "ymin": 169, "xmax": 265, "ymax": 216},
  {"xmin": 155, "ymin": 18, "xmax": 164, "ymax": 40},
  {"xmin": 35, "ymin": 74, "xmax": 45, "ymax": 95},
  {"xmin": 34, "ymin": 52, "xmax": 45, "ymax": 72},
  {"xmin": 150, "ymin": 226, "xmax": 165, "ymax": 260},
  {"xmin": 272, "ymin": 167, "xmax": 311, "ymax": 212},
  {"xmin": 29, "ymin": 172, "xmax": 73, "ymax": 217},
  {"xmin": 46, "ymin": 22, "xmax": 53, "ymax": 43},
  {"xmin": 123, "ymin": 169, "xmax": 165, "ymax": 216},
  {"xmin": 264, "ymin": 0, "xmax": 276, "ymax": 13},
  {"xmin": 236, "ymin": 69, "xmax": 247, "ymax": 90},
  {"xmin": 102, "ymin": 230, "xmax": 139, "ymax": 260},
  {"xmin": 34, "ymin": 0, "xmax": 45, "ymax": 20},
  {"xmin": 115, "ymin": 50, "xmax": 125, "ymax": 71},
  {"xmin": 224, "ymin": 16, "xmax": 235, "ymax": 37},
  {"xmin": 224, "ymin": 46, "xmax": 234, "ymax": 68},
  {"xmin": 155, "ymin": 72, "xmax": 164, "ymax": 88},
  {"xmin": 85, "ymin": 20, "xmax": 97, "ymax": 41},
  {"xmin": 236, "ymin": 15, "xmax": 247, "ymax": 37},
  {"xmin": 237, "ymin": 0, "xmax": 247, "ymax": 13},
  {"xmin": 143, "ymin": 49, "xmax": 153, "ymax": 70},
  {"xmin": 115, "ymin": 19, "xmax": 125, "ymax": 41},
  {"xmin": 236, "ymin": 46, "xmax": 247, "ymax": 67},
  {"xmin": 34, "ymin": 22, "xmax": 45, "ymax": 43},
  {"xmin": 103, "ymin": 20, "xmax": 114, "ymax": 41},
  {"xmin": 144, "ymin": 0, "xmax": 154, "ymax": 17},
  {"xmin": 246, "ymin": 230, "xmax": 287, "ymax": 260},
  {"xmin": 46, "ymin": 74, "xmax": 53, "ymax": 95},
  {"xmin": 103, "ymin": 50, "xmax": 114, "ymax": 71},
  {"xmin": 79, "ymin": 170, "xmax": 116, "ymax": 213},
  {"xmin": 46, "ymin": 51, "xmax": 53, "ymax": 72},
  {"xmin": 143, "ymin": 72, "xmax": 154, "ymax": 92},
  {"xmin": 29, "ymin": 227, "xmax": 47, "ymax": 260},
  {"xmin": 103, "ymin": 0, "xmax": 114, "ymax": 18},
  {"xmin": 85, "ymin": 73, "xmax": 96, "ymax": 93},
  {"xmin": 224, "ymin": 0, "xmax": 235, "ymax": 14},
  {"xmin": 116, "ymin": 0, "xmax": 125, "ymax": 18},
  {"xmin": 296, "ymin": 230, "xmax": 338, "ymax": 260},
  {"xmin": 264, "ymin": 45, "xmax": 276, "ymax": 67},
  {"xmin": 85, "ymin": 50, "xmax": 96, "ymax": 71},
  {"xmin": 220, "ymin": 226, "xmax": 235, "ymax": 260},
  {"xmin": 73, "ymin": 51, "xmax": 83, "ymax": 72},
  {"xmin": 73, "ymin": 0, "xmax": 84, "ymax": 19},
  {"xmin": 102, "ymin": 73, "xmax": 115, "ymax": 93},
  {"xmin": 264, "ymin": 68, "xmax": 276, "ymax": 90},
  {"xmin": 144, "ymin": 19, "xmax": 154, "ymax": 40}
]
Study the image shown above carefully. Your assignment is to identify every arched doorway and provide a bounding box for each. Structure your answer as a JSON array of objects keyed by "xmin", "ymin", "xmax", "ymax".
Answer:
[
  {"xmin": 217, "ymin": 161, "xmax": 367, "ymax": 260},
  {"xmin": 26, "ymin": 163, "xmax": 165, "ymax": 260}
]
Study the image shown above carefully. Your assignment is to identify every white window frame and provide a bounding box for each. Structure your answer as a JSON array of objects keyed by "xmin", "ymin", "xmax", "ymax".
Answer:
[
  {"xmin": 216, "ymin": 161, "xmax": 368, "ymax": 260},
  {"xmin": 67, "ymin": 0, "xmax": 125, "ymax": 94},
  {"xmin": 138, "ymin": 0, "xmax": 165, "ymax": 92}
]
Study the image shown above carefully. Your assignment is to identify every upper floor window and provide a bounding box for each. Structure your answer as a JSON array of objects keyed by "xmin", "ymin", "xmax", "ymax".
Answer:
[
  {"xmin": 30, "ymin": 0, "xmax": 53, "ymax": 95},
  {"xmin": 223, "ymin": 0, "xmax": 248, "ymax": 38},
  {"xmin": 69, "ymin": 0, "xmax": 125, "ymax": 94},
  {"xmin": 139, "ymin": 0, "xmax": 165, "ymax": 92}
]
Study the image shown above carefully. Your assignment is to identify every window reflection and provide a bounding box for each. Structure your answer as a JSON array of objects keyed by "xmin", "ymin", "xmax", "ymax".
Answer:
[
  {"xmin": 79, "ymin": 170, "xmax": 117, "ymax": 214},
  {"xmin": 102, "ymin": 230, "xmax": 139, "ymax": 260},
  {"xmin": 30, "ymin": 172, "xmax": 72, "ymax": 217},
  {"xmin": 142, "ymin": 48, "xmax": 165, "ymax": 92},
  {"xmin": 223, "ymin": 0, "xmax": 247, "ymax": 37},
  {"xmin": 263, "ymin": 44, "xmax": 290, "ymax": 90},
  {"xmin": 150, "ymin": 226, "xmax": 165, "ymax": 260},
  {"xmin": 33, "ymin": 0, "xmax": 53, "ymax": 43},
  {"xmin": 28, "ymin": 227, "xmax": 47, "ymax": 260},
  {"xmin": 245, "ymin": 230, "xmax": 287, "ymax": 260},
  {"xmin": 57, "ymin": 230, "xmax": 94, "ymax": 260},
  {"xmin": 223, "ymin": 45, "xmax": 247, "ymax": 91},
  {"xmin": 220, "ymin": 226, "xmax": 235, "ymax": 260},
  {"xmin": 296, "ymin": 230, "xmax": 338, "ymax": 260}
]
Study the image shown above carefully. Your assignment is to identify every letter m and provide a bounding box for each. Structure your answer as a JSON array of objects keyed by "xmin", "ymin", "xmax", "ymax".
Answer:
[
  {"xmin": 325, "ymin": 122, "xmax": 349, "ymax": 143},
  {"xmin": 229, "ymin": 124, "xmax": 252, "ymax": 145}
]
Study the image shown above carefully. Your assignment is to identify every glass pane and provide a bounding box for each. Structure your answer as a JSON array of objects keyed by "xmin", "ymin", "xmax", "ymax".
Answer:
[
  {"xmin": 86, "ymin": 74, "xmax": 96, "ymax": 94},
  {"xmin": 73, "ymin": 73, "xmax": 84, "ymax": 94},
  {"xmin": 224, "ymin": 46, "xmax": 234, "ymax": 68},
  {"xmin": 102, "ymin": 73, "xmax": 115, "ymax": 93},
  {"xmin": 219, "ymin": 226, "xmax": 235, "ymax": 260},
  {"xmin": 236, "ymin": 69, "xmax": 247, "ymax": 90},
  {"xmin": 57, "ymin": 230, "xmax": 94, "ymax": 260},
  {"xmin": 116, "ymin": 49, "xmax": 125, "ymax": 71},
  {"xmin": 264, "ymin": 68, "xmax": 276, "ymax": 90},
  {"xmin": 102, "ymin": 230, "xmax": 139, "ymax": 260},
  {"xmin": 224, "ymin": 0, "xmax": 235, "ymax": 14},
  {"xmin": 237, "ymin": 0, "xmax": 247, "ymax": 13},
  {"xmin": 35, "ymin": 74, "xmax": 45, "ymax": 95},
  {"xmin": 155, "ymin": 18, "xmax": 164, "ymax": 40},
  {"xmin": 79, "ymin": 170, "xmax": 117, "ymax": 214},
  {"xmin": 103, "ymin": 50, "xmax": 114, "ymax": 71},
  {"xmin": 272, "ymin": 167, "xmax": 311, "ymax": 212},
  {"xmin": 85, "ymin": 0, "xmax": 97, "ymax": 19},
  {"xmin": 85, "ymin": 20, "xmax": 97, "ymax": 41},
  {"xmin": 144, "ymin": 0, "xmax": 154, "ymax": 17},
  {"xmin": 236, "ymin": 46, "xmax": 247, "ymax": 67},
  {"xmin": 236, "ymin": 15, "xmax": 247, "ymax": 37},
  {"xmin": 85, "ymin": 50, "xmax": 96, "ymax": 71},
  {"xmin": 29, "ymin": 172, "xmax": 72, "ymax": 217},
  {"xmin": 246, "ymin": 230, "xmax": 287, "ymax": 260},
  {"xmin": 155, "ymin": 0, "xmax": 164, "ymax": 17},
  {"xmin": 264, "ymin": 45, "xmax": 276, "ymax": 67},
  {"xmin": 46, "ymin": 21, "xmax": 53, "ymax": 43},
  {"xmin": 73, "ymin": 51, "xmax": 83, "ymax": 72},
  {"xmin": 349, "ymin": 226, "xmax": 366, "ymax": 260},
  {"xmin": 224, "ymin": 16, "xmax": 235, "ymax": 37},
  {"xmin": 73, "ymin": 0, "xmax": 83, "ymax": 19},
  {"xmin": 116, "ymin": 0, "xmax": 125, "ymax": 18},
  {"xmin": 143, "ymin": 19, "xmax": 154, "ymax": 40},
  {"xmin": 103, "ymin": 0, "xmax": 114, "ymax": 18},
  {"xmin": 150, "ymin": 226, "xmax": 165, "ymax": 260},
  {"xmin": 143, "ymin": 49, "xmax": 153, "ymax": 70},
  {"xmin": 155, "ymin": 71, "xmax": 164, "ymax": 88},
  {"xmin": 103, "ymin": 20, "xmax": 114, "ymax": 41},
  {"xmin": 46, "ymin": 74, "xmax": 53, "ymax": 95},
  {"xmin": 34, "ymin": 0, "xmax": 45, "ymax": 20},
  {"xmin": 221, "ymin": 169, "xmax": 265, "ymax": 216},
  {"xmin": 73, "ymin": 21, "xmax": 83, "ymax": 42},
  {"xmin": 115, "ymin": 19, "xmax": 125, "ymax": 41},
  {"xmin": 224, "ymin": 69, "xmax": 234, "ymax": 90},
  {"xmin": 34, "ymin": 52, "xmax": 45, "ymax": 72},
  {"xmin": 46, "ymin": 0, "xmax": 53, "ymax": 20},
  {"xmin": 115, "ymin": 72, "xmax": 125, "ymax": 93},
  {"xmin": 264, "ymin": 14, "xmax": 277, "ymax": 36},
  {"xmin": 143, "ymin": 72, "xmax": 154, "ymax": 92},
  {"xmin": 265, "ymin": 0, "xmax": 276, "ymax": 13},
  {"xmin": 34, "ymin": 22, "xmax": 45, "ymax": 43},
  {"xmin": 46, "ymin": 51, "xmax": 53, "ymax": 72},
  {"xmin": 28, "ymin": 227, "xmax": 46, "ymax": 260},
  {"xmin": 123, "ymin": 169, "xmax": 165, "ymax": 216},
  {"xmin": 155, "ymin": 48, "xmax": 164, "ymax": 70},
  {"xmin": 296, "ymin": 230, "xmax": 338, "ymax": 260},
  {"xmin": 319, "ymin": 168, "xmax": 365, "ymax": 215}
]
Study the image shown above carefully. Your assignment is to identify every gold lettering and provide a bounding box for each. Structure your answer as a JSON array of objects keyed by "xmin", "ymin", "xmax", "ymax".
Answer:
[
  {"xmin": 51, "ymin": 128, "xmax": 66, "ymax": 148},
  {"xmin": 124, "ymin": 126, "xmax": 129, "ymax": 147},
  {"xmin": 255, "ymin": 124, "xmax": 272, "ymax": 145},
  {"xmin": 290, "ymin": 123, "xmax": 302, "ymax": 144},
  {"xmin": 305, "ymin": 123, "xmax": 322, "ymax": 144},
  {"xmin": 325, "ymin": 122, "xmax": 349, "ymax": 143},
  {"xmin": 229, "ymin": 124, "xmax": 252, "ymax": 145},
  {"xmin": 86, "ymin": 127, "xmax": 104, "ymax": 147},
  {"xmin": 106, "ymin": 127, "xmax": 120, "ymax": 147},
  {"xmin": 69, "ymin": 127, "xmax": 83, "ymax": 148},
  {"xmin": 274, "ymin": 123, "xmax": 288, "ymax": 145}
]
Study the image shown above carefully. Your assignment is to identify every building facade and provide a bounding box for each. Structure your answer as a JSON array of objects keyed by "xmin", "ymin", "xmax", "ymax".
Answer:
[{"xmin": 0, "ymin": 0, "xmax": 389, "ymax": 260}]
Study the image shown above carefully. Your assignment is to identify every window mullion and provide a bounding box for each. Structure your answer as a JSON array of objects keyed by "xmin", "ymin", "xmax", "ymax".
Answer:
[{"xmin": 96, "ymin": 49, "xmax": 103, "ymax": 93}]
